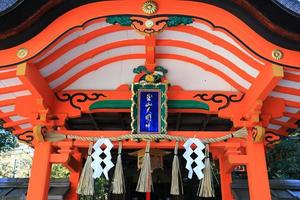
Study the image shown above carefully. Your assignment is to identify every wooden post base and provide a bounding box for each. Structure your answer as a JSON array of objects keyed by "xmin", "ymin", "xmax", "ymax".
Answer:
[{"xmin": 27, "ymin": 142, "xmax": 52, "ymax": 200}]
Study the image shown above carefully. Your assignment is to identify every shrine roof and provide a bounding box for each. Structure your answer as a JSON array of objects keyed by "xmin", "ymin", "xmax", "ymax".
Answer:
[
  {"xmin": 0, "ymin": 0, "xmax": 299, "ymax": 50},
  {"xmin": 0, "ymin": 0, "xmax": 298, "ymax": 143}
]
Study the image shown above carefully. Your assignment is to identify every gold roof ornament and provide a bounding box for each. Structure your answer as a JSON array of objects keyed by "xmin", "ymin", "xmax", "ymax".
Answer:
[
  {"xmin": 142, "ymin": 1, "xmax": 158, "ymax": 15},
  {"xmin": 272, "ymin": 49, "xmax": 283, "ymax": 60},
  {"xmin": 16, "ymin": 48, "xmax": 29, "ymax": 59}
]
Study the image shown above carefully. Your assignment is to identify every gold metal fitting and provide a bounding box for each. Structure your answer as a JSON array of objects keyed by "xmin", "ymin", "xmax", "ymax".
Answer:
[
  {"xmin": 272, "ymin": 49, "xmax": 283, "ymax": 60},
  {"xmin": 17, "ymin": 48, "xmax": 29, "ymax": 59},
  {"xmin": 142, "ymin": 1, "xmax": 158, "ymax": 15}
]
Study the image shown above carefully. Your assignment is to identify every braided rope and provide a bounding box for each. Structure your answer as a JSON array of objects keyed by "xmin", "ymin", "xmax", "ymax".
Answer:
[{"xmin": 64, "ymin": 127, "xmax": 247, "ymax": 144}]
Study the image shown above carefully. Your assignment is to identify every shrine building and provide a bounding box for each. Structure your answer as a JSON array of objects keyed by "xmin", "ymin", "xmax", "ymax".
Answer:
[{"xmin": 0, "ymin": 0, "xmax": 299, "ymax": 199}]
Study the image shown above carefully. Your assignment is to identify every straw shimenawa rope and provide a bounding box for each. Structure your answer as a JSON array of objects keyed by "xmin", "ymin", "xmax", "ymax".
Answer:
[{"xmin": 45, "ymin": 127, "xmax": 248, "ymax": 144}]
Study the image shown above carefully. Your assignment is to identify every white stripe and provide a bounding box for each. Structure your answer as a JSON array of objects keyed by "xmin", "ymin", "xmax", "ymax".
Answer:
[
  {"xmin": 66, "ymin": 59, "xmax": 145, "ymax": 90},
  {"xmin": 279, "ymin": 79, "xmax": 300, "ymax": 89},
  {"xmin": 285, "ymin": 106, "xmax": 300, "ymax": 114},
  {"xmin": 40, "ymin": 30, "xmax": 143, "ymax": 77},
  {"xmin": 156, "ymin": 46, "xmax": 251, "ymax": 89},
  {"xmin": 268, "ymin": 124, "xmax": 281, "ymax": 130},
  {"xmin": 285, "ymin": 70, "xmax": 300, "ymax": 75},
  {"xmin": 35, "ymin": 21, "xmax": 112, "ymax": 62},
  {"xmin": 270, "ymin": 91, "xmax": 300, "ymax": 102},
  {"xmin": 0, "ymin": 68, "xmax": 16, "ymax": 73},
  {"xmin": 9, "ymin": 115, "xmax": 27, "ymax": 122},
  {"xmin": 19, "ymin": 123, "xmax": 32, "ymax": 129},
  {"xmin": 49, "ymin": 46, "xmax": 145, "ymax": 88},
  {"xmin": 190, "ymin": 22, "xmax": 265, "ymax": 65},
  {"xmin": 157, "ymin": 30, "xmax": 259, "ymax": 77},
  {"xmin": 0, "ymin": 90, "xmax": 31, "ymax": 101},
  {"xmin": 0, "ymin": 105, "xmax": 15, "ymax": 113},
  {"xmin": 0, "ymin": 77, "xmax": 22, "ymax": 88},
  {"xmin": 276, "ymin": 116, "xmax": 290, "ymax": 122}
]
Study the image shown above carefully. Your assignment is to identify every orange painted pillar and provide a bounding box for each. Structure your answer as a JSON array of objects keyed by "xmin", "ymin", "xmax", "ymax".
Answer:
[
  {"xmin": 246, "ymin": 134, "xmax": 271, "ymax": 200},
  {"xmin": 219, "ymin": 156, "xmax": 234, "ymax": 200},
  {"xmin": 65, "ymin": 152, "xmax": 82, "ymax": 200},
  {"xmin": 27, "ymin": 142, "xmax": 52, "ymax": 200}
]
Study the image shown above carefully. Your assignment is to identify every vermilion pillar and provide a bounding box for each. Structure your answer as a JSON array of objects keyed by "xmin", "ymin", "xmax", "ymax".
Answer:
[
  {"xmin": 219, "ymin": 156, "xmax": 234, "ymax": 200},
  {"xmin": 246, "ymin": 134, "xmax": 271, "ymax": 200},
  {"xmin": 27, "ymin": 142, "xmax": 52, "ymax": 200}
]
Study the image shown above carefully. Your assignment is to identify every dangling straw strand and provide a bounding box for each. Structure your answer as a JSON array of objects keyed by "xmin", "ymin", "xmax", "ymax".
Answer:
[
  {"xmin": 77, "ymin": 142, "xmax": 94, "ymax": 195},
  {"xmin": 198, "ymin": 144, "xmax": 215, "ymax": 197},
  {"xmin": 111, "ymin": 141, "xmax": 126, "ymax": 194},
  {"xmin": 136, "ymin": 140, "xmax": 152, "ymax": 193},
  {"xmin": 170, "ymin": 141, "xmax": 184, "ymax": 195}
]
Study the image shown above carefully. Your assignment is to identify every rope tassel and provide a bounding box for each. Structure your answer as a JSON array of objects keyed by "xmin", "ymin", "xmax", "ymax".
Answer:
[
  {"xmin": 77, "ymin": 142, "xmax": 94, "ymax": 196},
  {"xmin": 198, "ymin": 144, "xmax": 215, "ymax": 198},
  {"xmin": 136, "ymin": 140, "xmax": 152, "ymax": 193},
  {"xmin": 170, "ymin": 141, "xmax": 184, "ymax": 195},
  {"xmin": 111, "ymin": 141, "xmax": 125, "ymax": 194}
]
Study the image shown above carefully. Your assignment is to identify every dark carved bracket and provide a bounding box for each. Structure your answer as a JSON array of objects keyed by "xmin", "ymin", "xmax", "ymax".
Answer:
[
  {"xmin": 55, "ymin": 93, "xmax": 107, "ymax": 110},
  {"xmin": 17, "ymin": 130, "xmax": 34, "ymax": 144},
  {"xmin": 265, "ymin": 131, "xmax": 285, "ymax": 147},
  {"xmin": 193, "ymin": 93, "xmax": 245, "ymax": 110}
]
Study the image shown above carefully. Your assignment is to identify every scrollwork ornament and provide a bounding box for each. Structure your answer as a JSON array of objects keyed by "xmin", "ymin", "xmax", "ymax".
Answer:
[
  {"xmin": 17, "ymin": 131, "xmax": 34, "ymax": 144},
  {"xmin": 55, "ymin": 93, "xmax": 107, "ymax": 110},
  {"xmin": 193, "ymin": 93, "xmax": 245, "ymax": 110},
  {"xmin": 265, "ymin": 131, "xmax": 283, "ymax": 147}
]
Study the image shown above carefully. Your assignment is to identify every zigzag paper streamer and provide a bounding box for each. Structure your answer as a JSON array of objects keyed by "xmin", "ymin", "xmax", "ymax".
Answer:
[
  {"xmin": 183, "ymin": 138, "xmax": 205, "ymax": 180},
  {"xmin": 91, "ymin": 138, "xmax": 114, "ymax": 180}
]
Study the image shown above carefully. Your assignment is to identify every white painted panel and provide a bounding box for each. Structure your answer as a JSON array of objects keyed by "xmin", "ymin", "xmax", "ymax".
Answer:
[
  {"xmin": 189, "ymin": 22, "xmax": 265, "ymax": 65},
  {"xmin": 19, "ymin": 123, "xmax": 32, "ymax": 129},
  {"xmin": 157, "ymin": 59, "xmax": 237, "ymax": 91},
  {"xmin": 40, "ymin": 30, "xmax": 143, "ymax": 77},
  {"xmin": 50, "ymin": 46, "xmax": 145, "ymax": 89},
  {"xmin": 276, "ymin": 116, "xmax": 290, "ymax": 122},
  {"xmin": 0, "ymin": 77, "xmax": 22, "ymax": 87},
  {"xmin": 279, "ymin": 79, "xmax": 300, "ymax": 89},
  {"xmin": 285, "ymin": 106, "xmax": 300, "ymax": 114},
  {"xmin": 270, "ymin": 91, "xmax": 300, "ymax": 102},
  {"xmin": 268, "ymin": 124, "xmax": 281, "ymax": 130},
  {"xmin": 157, "ymin": 30, "xmax": 259, "ymax": 77},
  {"xmin": 35, "ymin": 21, "xmax": 112, "ymax": 62},
  {"xmin": 156, "ymin": 46, "xmax": 251, "ymax": 89},
  {"xmin": 65, "ymin": 59, "xmax": 145, "ymax": 90},
  {"xmin": 9, "ymin": 115, "xmax": 27, "ymax": 122},
  {"xmin": 0, "ymin": 105, "xmax": 15, "ymax": 113},
  {"xmin": 66, "ymin": 58, "xmax": 237, "ymax": 91}
]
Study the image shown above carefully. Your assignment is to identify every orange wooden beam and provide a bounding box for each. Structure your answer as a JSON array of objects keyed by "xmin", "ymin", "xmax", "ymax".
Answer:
[
  {"xmin": 220, "ymin": 64, "xmax": 283, "ymax": 125},
  {"xmin": 242, "ymin": 64, "xmax": 283, "ymax": 114},
  {"xmin": 16, "ymin": 63, "xmax": 54, "ymax": 111},
  {"xmin": 3, "ymin": 119, "xmax": 30, "ymax": 128},
  {"xmin": 145, "ymin": 35, "xmax": 156, "ymax": 71}
]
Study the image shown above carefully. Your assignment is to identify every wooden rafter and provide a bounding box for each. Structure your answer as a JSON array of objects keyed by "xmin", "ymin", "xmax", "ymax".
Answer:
[{"xmin": 16, "ymin": 63, "xmax": 54, "ymax": 111}]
